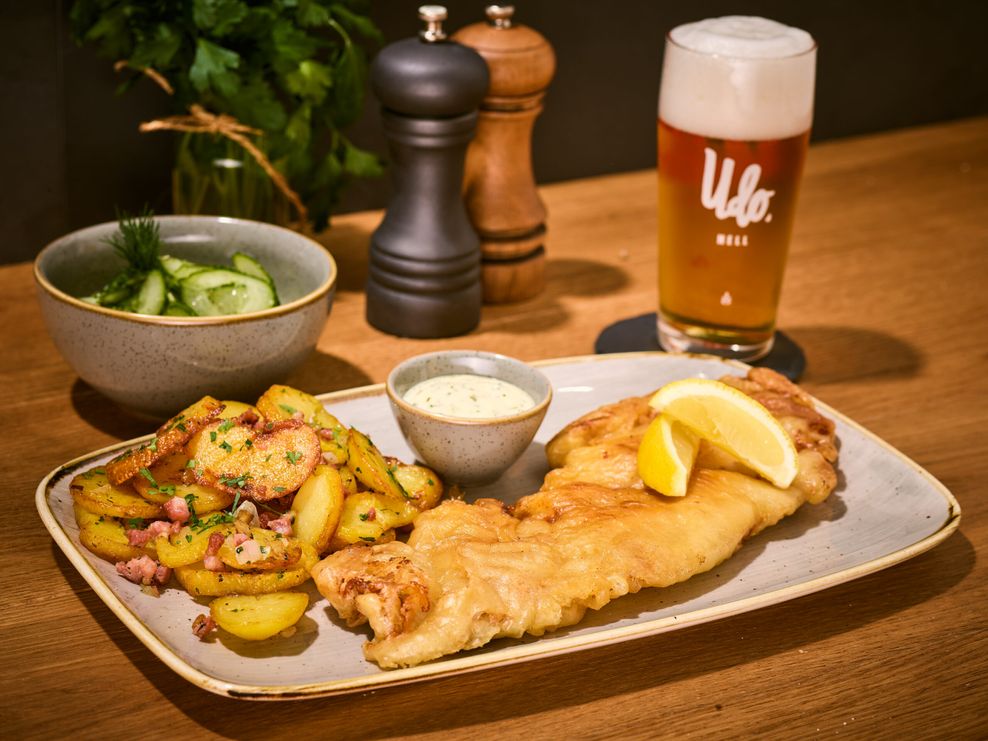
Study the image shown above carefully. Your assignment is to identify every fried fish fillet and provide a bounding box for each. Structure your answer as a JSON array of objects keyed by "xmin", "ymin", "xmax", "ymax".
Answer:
[{"xmin": 312, "ymin": 368, "xmax": 838, "ymax": 668}]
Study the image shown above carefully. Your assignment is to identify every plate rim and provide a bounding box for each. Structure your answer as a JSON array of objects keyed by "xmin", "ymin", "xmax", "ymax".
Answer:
[{"xmin": 36, "ymin": 351, "xmax": 962, "ymax": 699}]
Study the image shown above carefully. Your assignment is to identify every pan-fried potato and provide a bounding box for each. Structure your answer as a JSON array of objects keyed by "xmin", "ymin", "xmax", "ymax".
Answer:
[
  {"xmin": 186, "ymin": 419, "xmax": 320, "ymax": 500},
  {"xmin": 347, "ymin": 429, "xmax": 407, "ymax": 501},
  {"xmin": 216, "ymin": 528, "xmax": 303, "ymax": 571},
  {"xmin": 131, "ymin": 451, "xmax": 234, "ymax": 510},
  {"xmin": 74, "ymin": 504, "xmax": 156, "ymax": 562},
  {"xmin": 339, "ymin": 465, "xmax": 359, "ymax": 496},
  {"xmin": 332, "ymin": 491, "xmax": 418, "ymax": 546},
  {"xmin": 105, "ymin": 396, "xmax": 224, "ymax": 485},
  {"xmin": 155, "ymin": 523, "xmax": 232, "ymax": 568},
  {"xmin": 209, "ymin": 592, "xmax": 309, "ymax": 641},
  {"xmin": 256, "ymin": 384, "xmax": 349, "ymax": 463},
  {"xmin": 291, "ymin": 465, "xmax": 345, "ymax": 553},
  {"xmin": 217, "ymin": 400, "xmax": 258, "ymax": 419},
  {"xmin": 71, "ymin": 468, "xmax": 163, "ymax": 520},
  {"xmin": 174, "ymin": 542, "xmax": 317, "ymax": 597},
  {"xmin": 389, "ymin": 460, "xmax": 444, "ymax": 511}
]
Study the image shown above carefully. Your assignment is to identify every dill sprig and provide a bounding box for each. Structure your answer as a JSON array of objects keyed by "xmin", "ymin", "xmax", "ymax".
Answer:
[{"xmin": 106, "ymin": 207, "xmax": 161, "ymax": 272}]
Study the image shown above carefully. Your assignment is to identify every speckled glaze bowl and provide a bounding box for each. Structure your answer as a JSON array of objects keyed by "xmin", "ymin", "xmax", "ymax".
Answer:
[
  {"xmin": 34, "ymin": 216, "xmax": 336, "ymax": 418},
  {"xmin": 386, "ymin": 350, "xmax": 553, "ymax": 486}
]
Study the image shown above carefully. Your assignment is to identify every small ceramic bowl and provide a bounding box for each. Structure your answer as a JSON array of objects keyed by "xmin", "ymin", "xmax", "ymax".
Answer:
[
  {"xmin": 34, "ymin": 216, "xmax": 336, "ymax": 418},
  {"xmin": 386, "ymin": 350, "xmax": 553, "ymax": 486}
]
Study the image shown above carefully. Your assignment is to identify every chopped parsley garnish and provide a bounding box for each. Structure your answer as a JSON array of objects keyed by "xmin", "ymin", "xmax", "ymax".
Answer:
[
  {"xmin": 219, "ymin": 473, "xmax": 252, "ymax": 488},
  {"xmin": 218, "ymin": 418, "xmax": 235, "ymax": 433},
  {"xmin": 279, "ymin": 403, "xmax": 297, "ymax": 415},
  {"xmin": 210, "ymin": 431, "xmax": 218, "ymax": 443},
  {"xmin": 185, "ymin": 458, "xmax": 197, "ymax": 469},
  {"xmin": 285, "ymin": 450, "xmax": 302, "ymax": 465},
  {"xmin": 139, "ymin": 467, "xmax": 158, "ymax": 488},
  {"xmin": 273, "ymin": 486, "xmax": 285, "ymax": 493},
  {"xmin": 219, "ymin": 441, "xmax": 233, "ymax": 453},
  {"xmin": 147, "ymin": 439, "xmax": 158, "ymax": 453},
  {"xmin": 126, "ymin": 517, "xmax": 145, "ymax": 529}
]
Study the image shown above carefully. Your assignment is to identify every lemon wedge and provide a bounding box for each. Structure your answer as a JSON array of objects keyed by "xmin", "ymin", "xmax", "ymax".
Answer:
[
  {"xmin": 637, "ymin": 414, "xmax": 700, "ymax": 497},
  {"xmin": 647, "ymin": 378, "xmax": 799, "ymax": 489}
]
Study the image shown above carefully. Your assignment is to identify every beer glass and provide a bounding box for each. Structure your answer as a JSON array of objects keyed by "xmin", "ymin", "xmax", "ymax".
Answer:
[{"xmin": 657, "ymin": 16, "xmax": 816, "ymax": 360}]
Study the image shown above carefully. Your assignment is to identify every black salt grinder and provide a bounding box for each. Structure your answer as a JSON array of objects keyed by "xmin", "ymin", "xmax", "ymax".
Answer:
[{"xmin": 366, "ymin": 5, "xmax": 490, "ymax": 338}]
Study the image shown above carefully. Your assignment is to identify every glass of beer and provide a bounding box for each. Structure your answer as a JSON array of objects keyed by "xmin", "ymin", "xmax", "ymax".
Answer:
[{"xmin": 657, "ymin": 16, "xmax": 816, "ymax": 360}]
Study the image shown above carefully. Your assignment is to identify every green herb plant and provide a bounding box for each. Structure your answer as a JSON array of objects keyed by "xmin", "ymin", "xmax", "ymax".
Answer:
[{"xmin": 69, "ymin": 0, "xmax": 383, "ymax": 230}]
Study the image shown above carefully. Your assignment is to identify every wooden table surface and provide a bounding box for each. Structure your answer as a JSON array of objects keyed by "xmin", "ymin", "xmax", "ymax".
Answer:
[{"xmin": 2, "ymin": 117, "xmax": 986, "ymax": 739}]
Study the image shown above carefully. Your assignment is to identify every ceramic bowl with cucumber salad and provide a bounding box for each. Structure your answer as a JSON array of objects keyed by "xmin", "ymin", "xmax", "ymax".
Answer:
[{"xmin": 34, "ymin": 215, "xmax": 336, "ymax": 418}]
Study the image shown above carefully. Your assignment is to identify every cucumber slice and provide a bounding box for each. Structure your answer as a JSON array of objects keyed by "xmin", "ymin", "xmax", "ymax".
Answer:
[
  {"xmin": 160, "ymin": 254, "xmax": 207, "ymax": 280},
  {"xmin": 129, "ymin": 270, "xmax": 167, "ymax": 315},
  {"xmin": 231, "ymin": 252, "xmax": 271, "ymax": 282},
  {"xmin": 231, "ymin": 252, "xmax": 280, "ymax": 303},
  {"xmin": 163, "ymin": 298, "xmax": 196, "ymax": 316},
  {"xmin": 179, "ymin": 268, "xmax": 277, "ymax": 316}
]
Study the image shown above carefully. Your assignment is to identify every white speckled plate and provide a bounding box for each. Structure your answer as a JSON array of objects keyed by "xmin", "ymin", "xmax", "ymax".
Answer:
[{"xmin": 36, "ymin": 353, "xmax": 960, "ymax": 699}]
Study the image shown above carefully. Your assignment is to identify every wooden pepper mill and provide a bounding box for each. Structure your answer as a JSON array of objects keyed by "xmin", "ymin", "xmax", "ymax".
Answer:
[
  {"xmin": 366, "ymin": 6, "xmax": 489, "ymax": 337},
  {"xmin": 454, "ymin": 4, "xmax": 556, "ymax": 304}
]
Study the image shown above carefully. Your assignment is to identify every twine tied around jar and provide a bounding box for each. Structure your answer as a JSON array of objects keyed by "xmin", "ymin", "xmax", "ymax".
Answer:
[{"xmin": 115, "ymin": 61, "xmax": 310, "ymax": 231}]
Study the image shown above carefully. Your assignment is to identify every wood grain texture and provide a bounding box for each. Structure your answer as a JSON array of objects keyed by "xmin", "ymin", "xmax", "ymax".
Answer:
[{"xmin": 2, "ymin": 117, "xmax": 986, "ymax": 739}]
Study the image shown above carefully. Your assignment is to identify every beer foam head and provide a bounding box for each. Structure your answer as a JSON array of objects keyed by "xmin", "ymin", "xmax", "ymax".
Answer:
[{"xmin": 659, "ymin": 16, "xmax": 816, "ymax": 140}]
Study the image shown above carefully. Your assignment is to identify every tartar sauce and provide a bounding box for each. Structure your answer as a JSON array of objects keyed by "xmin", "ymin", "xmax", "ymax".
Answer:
[{"xmin": 403, "ymin": 374, "xmax": 535, "ymax": 419}]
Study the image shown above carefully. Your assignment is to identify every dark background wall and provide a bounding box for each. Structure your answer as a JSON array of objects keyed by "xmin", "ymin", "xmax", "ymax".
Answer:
[{"xmin": 2, "ymin": 0, "xmax": 987, "ymax": 264}]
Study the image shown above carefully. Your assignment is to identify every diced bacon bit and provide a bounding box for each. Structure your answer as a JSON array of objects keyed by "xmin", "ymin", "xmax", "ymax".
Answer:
[
  {"xmin": 292, "ymin": 410, "xmax": 306, "ymax": 422},
  {"xmin": 365, "ymin": 507, "xmax": 377, "ymax": 522},
  {"xmin": 115, "ymin": 555, "xmax": 171, "ymax": 586},
  {"xmin": 235, "ymin": 409, "xmax": 260, "ymax": 426},
  {"xmin": 126, "ymin": 519, "xmax": 180, "ymax": 547},
  {"xmin": 163, "ymin": 496, "xmax": 190, "ymax": 523},
  {"xmin": 192, "ymin": 613, "xmax": 217, "ymax": 640},
  {"xmin": 261, "ymin": 511, "xmax": 294, "ymax": 536},
  {"xmin": 204, "ymin": 531, "xmax": 228, "ymax": 572},
  {"xmin": 231, "ymin": 532, "xmax": 250, "ymax": 546},
  {"xmin": 317, "ymin": 428, "xmax": 336, "ymax": 439}
]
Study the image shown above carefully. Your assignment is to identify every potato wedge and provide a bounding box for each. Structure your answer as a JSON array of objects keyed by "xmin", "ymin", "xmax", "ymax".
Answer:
[
  {"xmin": 256, "ymin": 384, "xmax": 349, "ymax": 463},
  {"xmin": 216, "ymin": 528, "xmax": 302, "ymax": 571},
  {"xmin": 74, "ymin": 505, "xmax": 155, "ymax": 562},
  {"xmin": 389, "ymin": 461, "xmax": 444, "ymax": 511},
  {"xmin": 174, "ymin": 542, "xmax": 317, "ymax": 596},
  {"xmin": 209, "ymin": 592, "xmax": 308, "ymax": 641},
  {"xmin": 291, "ymin": 465, "xmax": 345, "ymax": 554},
  {"xmin": 71, "ymin": 468, "xmax": 162, "ymax": 520},
  {"xmin": 131, "ymin": 451, "xmax": 234, "ymax": 510},
  {"xmin": 185, "ymin": 418, "xmax": 320, "ymax": 500},
  {"xmin": 332, "ymin": 491, "xmax": 418, "ymax": 546},
  {"xmin": 347, "ymin": 429, "xmax": 407, "ymax": 500},
  {"xmin": 155, "ymin": 523, "xmax": 232, "ymax": 568},
  {"xmin": 105, "ymin": 396, "xmax": 224, "ymax": 485}
]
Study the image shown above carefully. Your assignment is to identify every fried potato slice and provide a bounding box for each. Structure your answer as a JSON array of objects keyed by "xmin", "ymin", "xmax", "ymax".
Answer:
[
  {"xmin": 217, "ymin": 400, "xmax": 258, "ymax": 419},
  {"xmin": 131, "ymin": 451, "xmax": 235, "ymax": 510},
  {"xmin": 388, "ymin": 459, "xmax": 444, "ymax": 511},
  {"xmin": 71, "ymin": 468, "xmax": 163, "ymax": 520},
  {"xmin": 155, "ymin": 523, "xmax": 232, "ymax": 568},
  {"xmin": 216, "ymin": 528, "xmax": 303, "ymax": 571},
  {"xmin": 347, "ymin": 429, "xmax": 407, "ymax": 501},
  {"xmin": 256, "ymin": 384, "xmax": 350, "ymax": 463},
  {"xmin": 185, "ymin": 419, "xmax": 321, "ymax": 501},
  {"xmin": 331, "ymin": 491, "xmax": 418, "ymax": 547},
  {"xmin": 105, "ymin": 396, "xmax": 224, "ymax": 485},
  {"xmin": 291, "ymin": 465, "xmax": 345, "ymax": 554},
  {"xmin": 174, "ymin": 542, "xmax": 317, "ymax": 597},
  {"xmin": 209, "ymin": 592, "xmax": 309, "ymax": 641},
  {"xmin": 74, "ymin": 505, "xmax": 156, "ymax": 562},
  {"xmin": 339, "ymin": 465, "xmax": 359, "ymax": 496}
]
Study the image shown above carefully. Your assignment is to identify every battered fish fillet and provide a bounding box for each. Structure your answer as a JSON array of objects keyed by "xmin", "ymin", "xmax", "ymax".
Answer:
[{"xmin": 312, "ymin": 368, "xmax": 838, "ymax": 668}]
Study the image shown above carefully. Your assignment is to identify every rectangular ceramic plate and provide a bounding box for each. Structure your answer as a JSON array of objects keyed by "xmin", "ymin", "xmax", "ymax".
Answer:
[{"xmin": 37, "ymin": 353, "xmax": 960, "ymax": 699}]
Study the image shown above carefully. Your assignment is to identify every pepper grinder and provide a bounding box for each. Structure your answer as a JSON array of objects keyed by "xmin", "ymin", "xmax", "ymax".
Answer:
[
  {"xmin": 366, "ymin": 5, "xmax": 489, "ymax": 338},
  {"xmin": 454, "ymin": 4, "xmax": 556, "ymax": 304}
]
